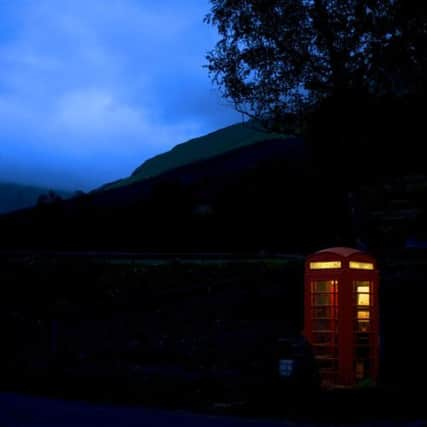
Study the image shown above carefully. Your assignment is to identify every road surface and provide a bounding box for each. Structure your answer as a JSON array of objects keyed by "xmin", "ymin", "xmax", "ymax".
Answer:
[{"xmin": 0, "ymin": 393, "xmax": 423, "ymax": 427}]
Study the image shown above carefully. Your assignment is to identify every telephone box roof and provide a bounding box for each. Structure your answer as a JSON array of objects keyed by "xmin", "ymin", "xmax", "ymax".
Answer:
[{"xmin": 314, "ymin": 247, "xmax": 363, "ymax": 258}]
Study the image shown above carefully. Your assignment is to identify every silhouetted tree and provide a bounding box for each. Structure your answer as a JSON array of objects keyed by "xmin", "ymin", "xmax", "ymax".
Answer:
[
  {"xmin": 205, "ymin": 0, "xmax": 427, "ymax": 130},
  {"xmin": 37, "ymin": 190, "xmax": 63, "ymax": 206},
  {"xmin": 206, "ymin": 1, "xmax": 426, "ymax": 250}
]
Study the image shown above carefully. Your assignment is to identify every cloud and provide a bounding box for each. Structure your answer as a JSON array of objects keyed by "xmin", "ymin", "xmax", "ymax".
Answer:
[
  {"xmin": 0, "ymin": 0, "xmax": 240, "ymax": 190},
  {"xmin": 53, "ymin": 89, "xmax": 143, "ymax": 135}
]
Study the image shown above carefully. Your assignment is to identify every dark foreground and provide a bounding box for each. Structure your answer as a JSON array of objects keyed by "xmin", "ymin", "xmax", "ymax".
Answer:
[
  {"xmin": 1, "ymin": 253, "xmax": 427, "ymax": 425},
  {"xmin": 0, "ymin": 392, "xmax": 424, "ymax": 427}
]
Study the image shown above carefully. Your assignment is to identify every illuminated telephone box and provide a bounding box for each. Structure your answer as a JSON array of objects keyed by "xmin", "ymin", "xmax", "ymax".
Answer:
[{"xmin": 304, "ymin": 247, "xmax": 379, "ymax": 387}]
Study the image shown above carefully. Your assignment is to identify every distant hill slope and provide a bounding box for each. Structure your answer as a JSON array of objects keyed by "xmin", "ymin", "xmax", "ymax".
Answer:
[
  {"xmin": 0, "ymin": 183, "xmax": 71, "ymax": 214},
  {"xmin": 99, "ymin": 121, "xmax": 290, "ymax": 191},
  {"xmin": 1, "ymin": 136, "xmax": 334, "ymax": 252},
  {"xmin": 92, "ymin": 136, "xmax": 307, "ymax": 209}
]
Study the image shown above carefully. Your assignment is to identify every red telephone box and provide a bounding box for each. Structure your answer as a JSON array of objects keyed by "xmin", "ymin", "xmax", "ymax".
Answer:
[{"xmin": 304, "ymin": 247, "xmax": 379, "ymax": 387}]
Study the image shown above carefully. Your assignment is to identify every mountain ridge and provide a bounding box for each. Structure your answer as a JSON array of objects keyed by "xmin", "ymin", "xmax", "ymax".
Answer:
[{"xmin": 98, "ymin": 121, "xmax": 291, "ymax": 191}]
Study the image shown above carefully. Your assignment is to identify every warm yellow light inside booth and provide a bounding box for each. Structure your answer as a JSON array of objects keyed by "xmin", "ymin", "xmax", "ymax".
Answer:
[
  {"xmin": 357, "ymin": 310, "xmax": 370, "ymax": 332},
  {"xmin": 356, "ymin": 285, "xmax": 370, "ymax": 306},
  {"xmin": 349, "ymin": 261, "xmax": 374, "ymax": 270},
  {"xmin": 309, "ymin": 261, "xmax": 342, "ymax": 270},
  {"xmin": 357, "ymin": 310, "xmax": 370, "ymax": 320}
]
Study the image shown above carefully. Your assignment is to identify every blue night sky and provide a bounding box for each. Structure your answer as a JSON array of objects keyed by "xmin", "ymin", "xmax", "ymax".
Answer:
[{"xmin": 0, "ymin": 0, "xmax": 241, "ymax": 191}]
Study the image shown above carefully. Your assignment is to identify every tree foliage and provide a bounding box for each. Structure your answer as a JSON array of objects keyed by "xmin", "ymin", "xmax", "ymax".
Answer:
[{"xmin": 205, "ymin": 0, "xmax": 427, "ymax": 130}]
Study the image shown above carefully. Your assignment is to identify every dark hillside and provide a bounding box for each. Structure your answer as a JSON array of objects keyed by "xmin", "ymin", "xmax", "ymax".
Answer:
[
  {"xmin": 0, "ymin": 136, "xmax": 351, "ymax": 252},
  {"xmin": 0, "ymin": 182, "xmax": 70, "ymax": 214},
  {"xmin": 99, "ymin": 121, "xmax": 290, "ymax": 191}
]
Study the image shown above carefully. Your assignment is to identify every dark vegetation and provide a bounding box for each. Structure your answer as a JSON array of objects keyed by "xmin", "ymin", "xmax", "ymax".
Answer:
[
  {"xmin": 0, "ymin": 257, "xmax": 306, "ymax": 409},
  {"xmin": 205, "ymin": 1, "xmax": 427, "ymax": 131},
  {"xmin": 203, "ymin": 0, "xmax": 427, "ymax": 250}
]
